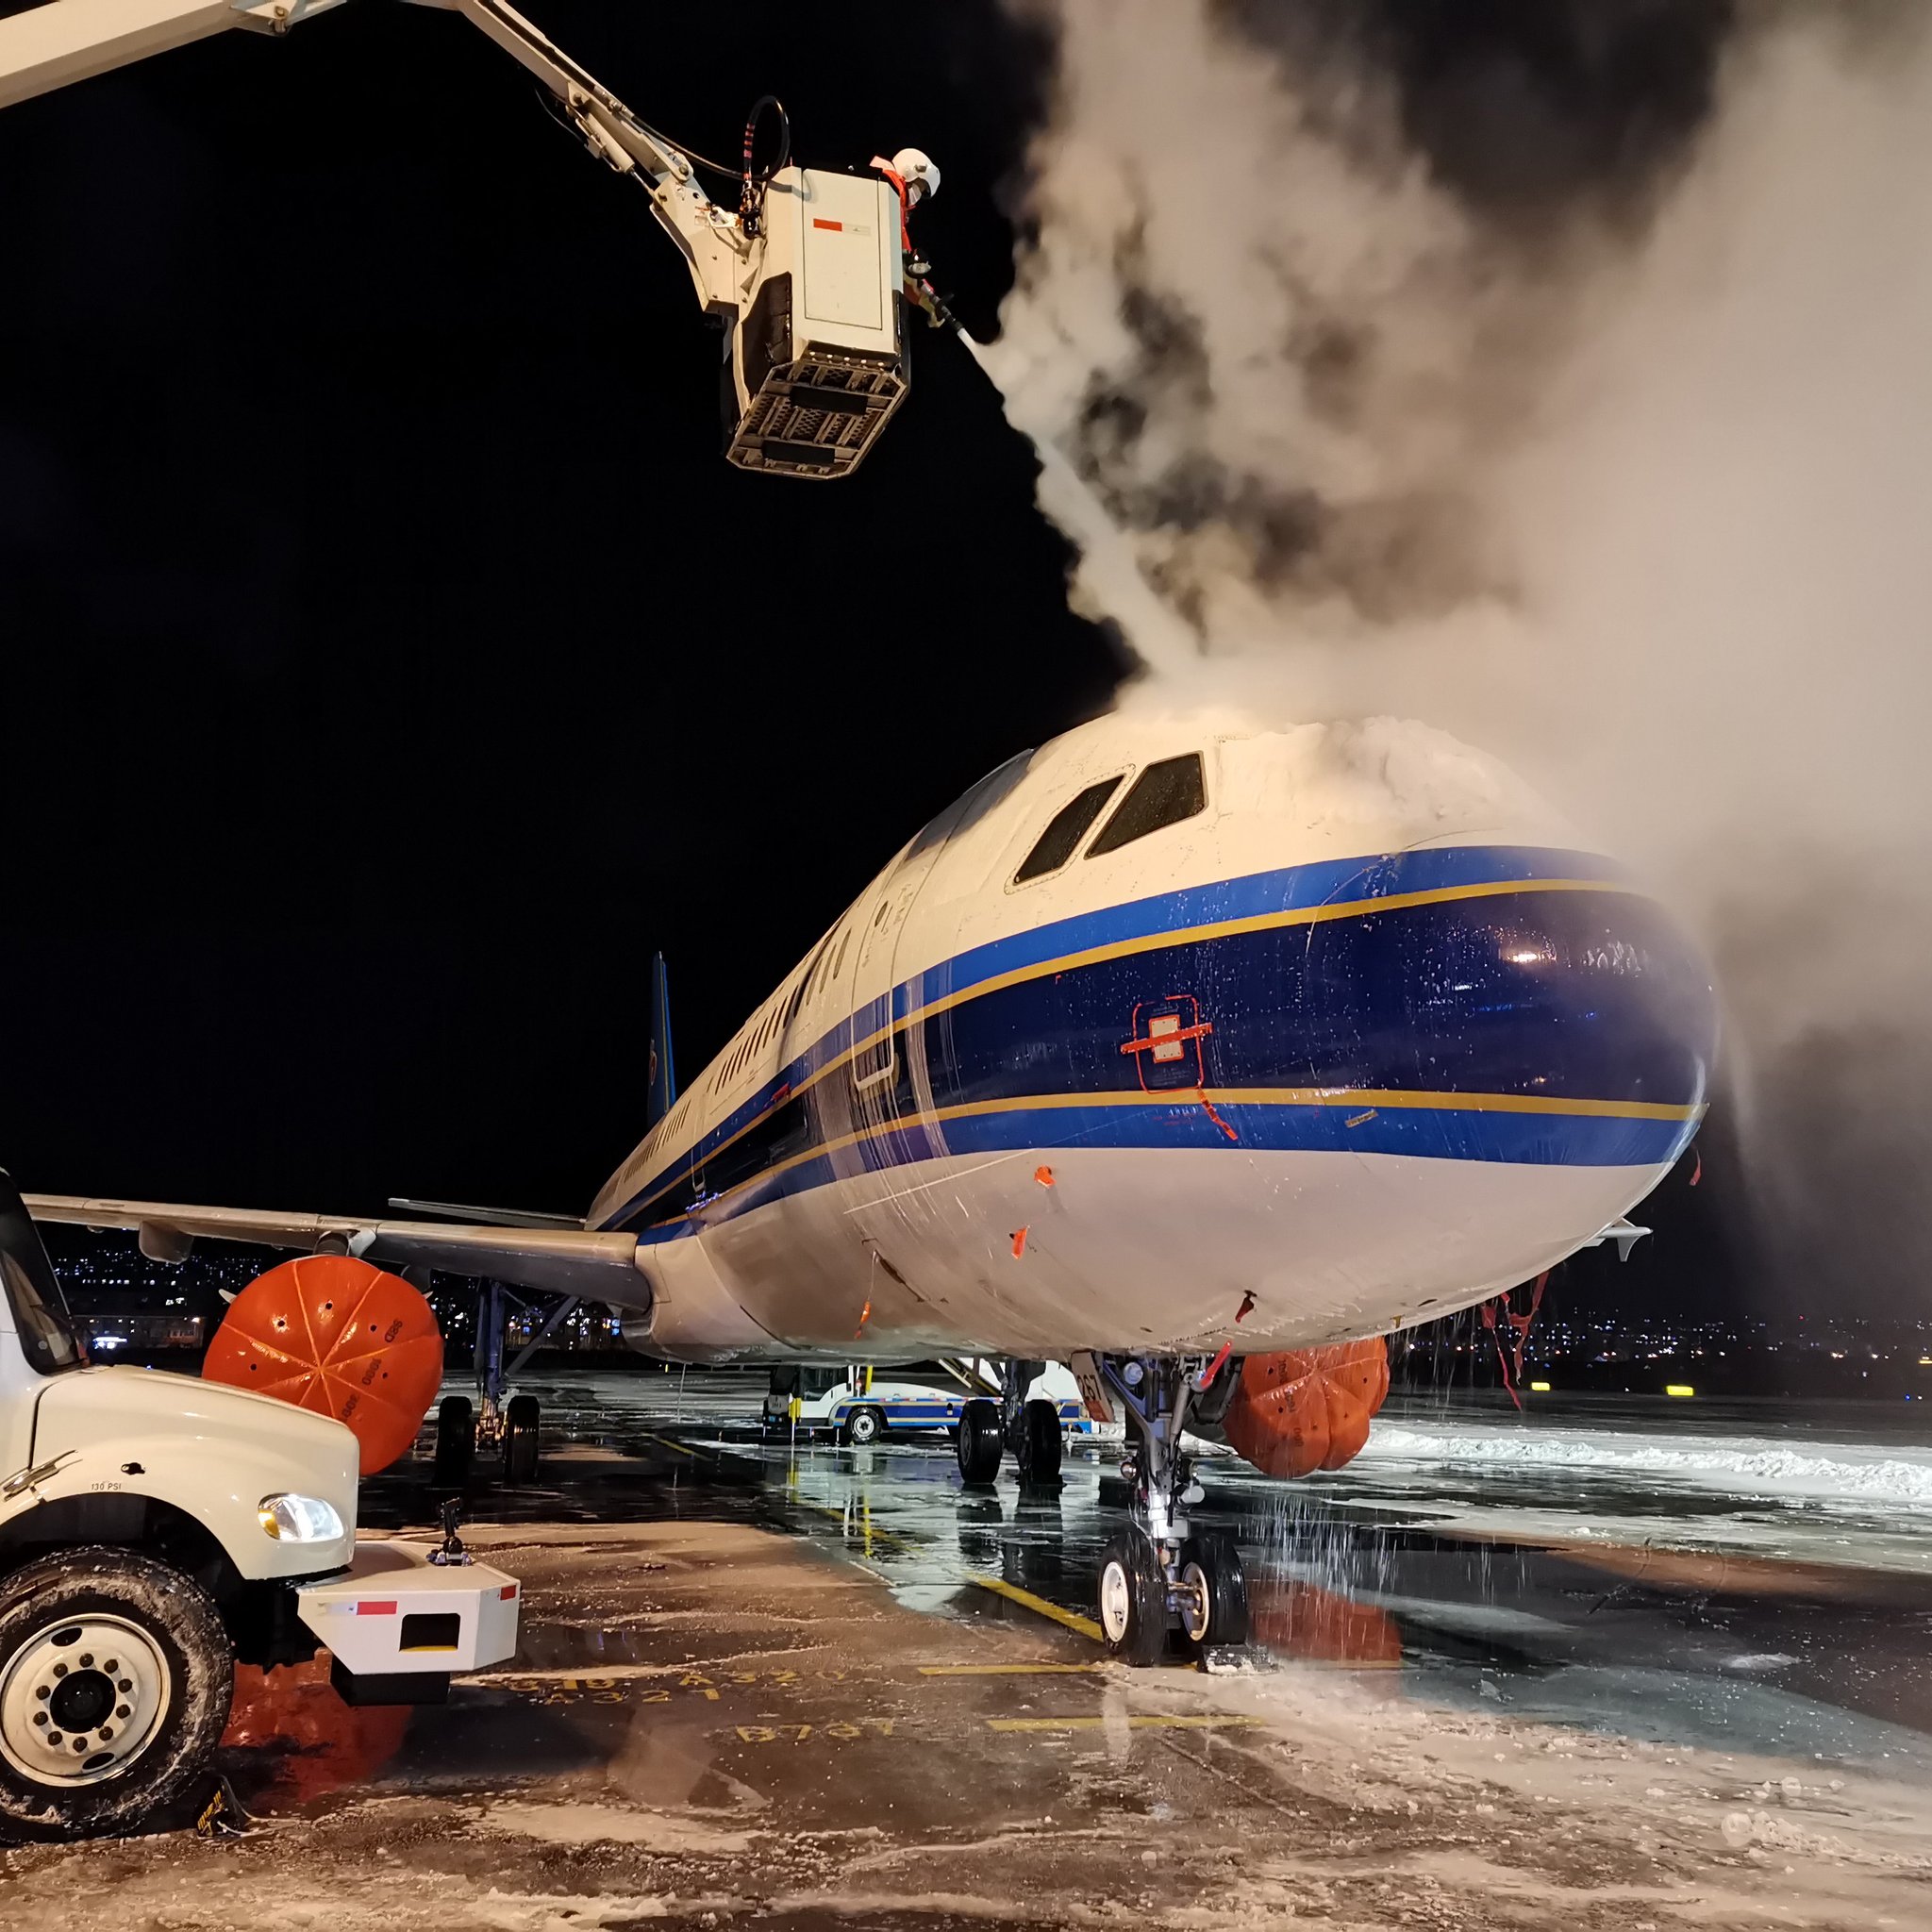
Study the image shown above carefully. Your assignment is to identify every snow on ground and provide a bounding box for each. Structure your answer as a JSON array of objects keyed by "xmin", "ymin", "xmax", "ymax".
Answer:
[
  {"xmin": 5, "ymin": 1658, "xmax": 1927, "ymax": 1932},
  {"xmin": 1359, "ymin": 1422, "xmax": 1932, "ymax": 1510},
  {"xmin": 1225, "ymin": 1414, "xmax": 1932, "ymax": 1575}
]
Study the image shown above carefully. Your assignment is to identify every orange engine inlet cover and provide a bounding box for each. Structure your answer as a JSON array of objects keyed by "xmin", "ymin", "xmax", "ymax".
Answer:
[
  {"xmin": 1222, "ymin": 1338, "xmax": 1391, "ymax": 1480},
  {"xmin": 202, "ymin": 1254, "xmax": 443, "ymax": 1476}
]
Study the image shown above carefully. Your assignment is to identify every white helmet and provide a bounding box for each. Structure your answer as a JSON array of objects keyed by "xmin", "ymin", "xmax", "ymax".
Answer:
[{"xmin": 890, "ymin": 147, "xmax": 941, "ymax": 206}]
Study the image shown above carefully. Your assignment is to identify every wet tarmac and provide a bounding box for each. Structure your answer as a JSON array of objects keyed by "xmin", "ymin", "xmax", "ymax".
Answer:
[{"xmin": 3, "ymin": 1371, "xmax": 1928, "ymax": 1930}]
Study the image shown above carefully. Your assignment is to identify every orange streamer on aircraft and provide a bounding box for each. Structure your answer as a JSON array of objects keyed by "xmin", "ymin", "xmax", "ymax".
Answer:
[
  {"xmin": 1222, "ymin": 1338, "xmax": 1390, "ymax": 1478},
  {"xmin": 202, "ymin": 1254, "xmax": 443, "ymax": 1476}
]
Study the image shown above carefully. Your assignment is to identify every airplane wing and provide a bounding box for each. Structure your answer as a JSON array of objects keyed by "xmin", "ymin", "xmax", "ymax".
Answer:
[{"xmin": 23, "ymin": 1193, "xmax": 648, "ymax": 1305}]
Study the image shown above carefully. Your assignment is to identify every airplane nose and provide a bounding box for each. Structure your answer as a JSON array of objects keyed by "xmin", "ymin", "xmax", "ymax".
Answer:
[{"xmin": 1296, "ymin": 857, "xmax": 1719, "ymax": 1167}]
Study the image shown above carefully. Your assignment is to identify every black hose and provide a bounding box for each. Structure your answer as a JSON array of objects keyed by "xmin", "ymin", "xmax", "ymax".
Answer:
[{"xmin": 738, "ymin": 94, "xmax": 791, "ymax": 237}]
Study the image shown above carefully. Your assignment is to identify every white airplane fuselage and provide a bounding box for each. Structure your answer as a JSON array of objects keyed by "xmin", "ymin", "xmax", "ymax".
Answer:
[{"xmin": 589, "ymin": 712, "xmax": 1717, "ymax": 1364}]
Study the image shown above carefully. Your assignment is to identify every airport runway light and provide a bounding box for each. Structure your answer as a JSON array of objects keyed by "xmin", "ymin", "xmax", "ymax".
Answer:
[
  {"xmin": 1665, "ymin": 1384, "xmax": 1695, "ymax": 1398},
  {"xmin": 1529, "ymin": 1380, "xmax": 1552, "ymax": 1392}
]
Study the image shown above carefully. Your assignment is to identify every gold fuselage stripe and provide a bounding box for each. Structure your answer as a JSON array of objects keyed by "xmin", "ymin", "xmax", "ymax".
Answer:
[
  {"xmin": 623, "ymin": 874, "xmax": 1655, "ymax": 1226},
  {"xmin": 643, "ymin": 1084, "xmax": 1706, "ymax": 1232}
]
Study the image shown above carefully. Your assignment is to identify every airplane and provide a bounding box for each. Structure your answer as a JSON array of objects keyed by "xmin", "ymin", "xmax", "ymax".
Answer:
[{"xmin": 30, "ymin": 703, "xmax": 1719, "ymax": 1663}]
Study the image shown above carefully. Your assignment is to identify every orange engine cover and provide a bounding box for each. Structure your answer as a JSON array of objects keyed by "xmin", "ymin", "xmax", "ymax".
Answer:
[
  {"xmin": 1222, "ymin": 1339, "xmax": 1391, "ymax": 1479},
  {"xmin": 202, "ymin": 1254, "xmax": 443, "ymax": 1477}
]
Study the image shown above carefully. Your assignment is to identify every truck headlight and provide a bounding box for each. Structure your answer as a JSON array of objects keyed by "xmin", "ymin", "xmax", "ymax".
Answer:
[{"xmin": 258, "ymin": 1493, "xmax": 345, "ymax": 1542}]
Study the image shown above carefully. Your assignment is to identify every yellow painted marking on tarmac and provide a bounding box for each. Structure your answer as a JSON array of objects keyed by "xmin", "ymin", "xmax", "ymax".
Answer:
[
  {"xmin": 736, "ymin": 1719, "xmax": 895, "ymax": 1743},
  {"xmin": 643, "ymin": 1431, "xmax": 698, "ymax": 1457},
  {"xmin": 789, "ymin": 1495, "xmax": 915, "ymax": 1555},
  {"xmin": 917, "ymin": 1662, "xmax": 1108, "ymax": 1676},
  {"xmin": 987, "ymin": 1714, "xmax": 1267, "ymax": 1734},
  {"xmin": 967, "ymin": 1574, "xmax": 1105, "ymax": 1642},
  {"xmin": 700, "ymin": 1441, "xmax": 1106, "ymax": 1645}
]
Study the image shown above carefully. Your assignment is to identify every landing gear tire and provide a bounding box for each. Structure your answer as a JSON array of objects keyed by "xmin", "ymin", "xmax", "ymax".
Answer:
[
  {"xmin": 502, "ymin": 1393, "xmax": 541, "ymax": 1487},
  {"xmin": 1014, "ymin": 1398, "xmax": 1063, "ymax": 1486},
  {"xmin": 1178, "ymin": 1531, "xmax": 1249, "ymax": 1647},
  {"xmin": 432, "ymin": 1395, "xmax": 475, "ymax": 1489},
  {"xmin": 956, "ymin": 1398, "xmax": 1003, "ymax": 1486},
  {"xmin": 0, "ymin": 1548, "xmax": 233, "ymax": 1840},
  {"xmin": 1097, "ymin": 1531, "xmax": 1168, "ymax": 1667},
  {"xmin": 841, "ymin": 1406, "xmax": 885, "ymax": 1447}
]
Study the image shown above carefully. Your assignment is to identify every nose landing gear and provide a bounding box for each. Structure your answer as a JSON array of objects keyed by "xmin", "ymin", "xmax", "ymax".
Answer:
[{"xmin": 1097, "ymin": 1354, "xmax": 1249, "ymax": 1662}]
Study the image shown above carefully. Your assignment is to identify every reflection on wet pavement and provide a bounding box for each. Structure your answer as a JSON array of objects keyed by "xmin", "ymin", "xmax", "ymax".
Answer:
[
  {"xmin": 359, "ymin": 1373, "xmax": 1932, "ymax": 1778},
  {"xmin": 8, "ymin": 1370, "xmax": 1929, "ymax": 1932},
  {"xmin": 221, "ymin": 1658, "xmax": 414, "ymax": 1810}
]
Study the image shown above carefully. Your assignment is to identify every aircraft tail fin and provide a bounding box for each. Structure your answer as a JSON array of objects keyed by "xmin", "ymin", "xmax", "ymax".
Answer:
[{"xmin": 646, "ymin": 951, "xmax": 677, "ymax": 1129}]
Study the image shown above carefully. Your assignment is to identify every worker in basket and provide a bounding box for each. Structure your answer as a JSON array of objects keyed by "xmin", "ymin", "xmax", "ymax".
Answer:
[{"xmin": 872, "ymin": 146, "xmax": 953, "ymax": 326}]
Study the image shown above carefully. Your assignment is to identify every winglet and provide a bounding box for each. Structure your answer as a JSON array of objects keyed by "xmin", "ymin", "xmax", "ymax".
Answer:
[{"xmin": 646, "ymin": 951, "xmax": 677, "ymax": 1129}]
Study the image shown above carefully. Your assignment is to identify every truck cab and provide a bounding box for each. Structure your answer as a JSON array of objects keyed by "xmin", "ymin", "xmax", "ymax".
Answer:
[{"xmin": 0, "ymin": 1175, "xmax": 518, "ymax": 1839}]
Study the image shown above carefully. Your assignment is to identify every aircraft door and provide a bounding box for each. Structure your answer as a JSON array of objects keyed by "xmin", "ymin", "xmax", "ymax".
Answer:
[
  {"xmin": 846, "ymin": 814, "xmax": 962, "ymax": 1125},
  {"xmin": 849, "ymin": 883, "xmax": 903, "ymax": 1100},
  {"xmin": 832, "ymin": 812, "xmax": 978, "ymax": 1335}
]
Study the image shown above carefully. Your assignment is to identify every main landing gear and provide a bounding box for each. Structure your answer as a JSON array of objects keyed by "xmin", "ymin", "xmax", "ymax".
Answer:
[
  {"xmin": 1094, "ymin": 1354, "xmax": 1248, "ymax": 1665},
  {"xmin": 429, "ymin": 1280, "xmax": 572, "ymax": 1492},
  {"xmin": 953, "ymin": 1358, "xmax": 1064, "ymax": 1491}
]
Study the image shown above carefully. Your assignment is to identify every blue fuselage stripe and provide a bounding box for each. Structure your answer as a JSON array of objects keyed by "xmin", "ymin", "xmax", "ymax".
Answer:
[
  {"xmin": 602, "ymin": 845, "xmax": 1714, "ymax": 1241},
  {"xmin": 632, "ymin": 1099, "xmax": 1698, "ymax": 1247}
]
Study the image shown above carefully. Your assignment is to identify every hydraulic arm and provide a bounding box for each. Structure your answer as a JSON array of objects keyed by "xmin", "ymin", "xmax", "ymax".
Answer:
[{"xmin": 0, "ymin": 0, "xmax": 934, "ymax": 476}]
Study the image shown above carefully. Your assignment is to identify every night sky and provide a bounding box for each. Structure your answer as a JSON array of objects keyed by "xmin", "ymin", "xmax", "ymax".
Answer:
[{"xmin": 0, "ymin": 1, "xmax": 1747, "ymax": 1325}]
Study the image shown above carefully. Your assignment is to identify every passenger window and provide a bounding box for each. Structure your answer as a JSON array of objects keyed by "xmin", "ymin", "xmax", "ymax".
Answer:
[
  {"xmin": 1013, "ymin": 777, "xmax": 1124, "ymax": 884},
  {"xmin": 1087, "ymin": 753, "xmax": 1206, "ymax": 858}
]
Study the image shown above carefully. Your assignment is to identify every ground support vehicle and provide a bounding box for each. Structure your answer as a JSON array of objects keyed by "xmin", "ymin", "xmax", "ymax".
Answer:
[
  {"xmin": 763, "ymin": 1361, "xmax": 1087, "ymax": 1457},
  {"xmin": 0, "ymin": 1178, "xmax": 518, "ymax": 1838}
]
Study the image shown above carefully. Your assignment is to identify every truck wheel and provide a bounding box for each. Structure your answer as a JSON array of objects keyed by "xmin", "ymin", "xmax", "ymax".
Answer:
[
  {"xmin": 0, "ymin": 1547, "xmax": 233, "ymax": 1840},
  {"xmin": 841, "ymin": 1406, "xmax": 885, "ymax": 1447},
  {"xmin": 502, "ymin": 1394, "xmax": 541, "ymax": 1487},
  {"xmin": 433, "ymin": 1395, "xmax": 474, "ymax": 1489}
]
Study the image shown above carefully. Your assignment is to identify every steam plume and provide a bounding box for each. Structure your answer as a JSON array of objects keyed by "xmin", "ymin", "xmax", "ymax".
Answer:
[{"xmin": 986, "ymin": 0, "xmax": 1932, "ymax": 1310}]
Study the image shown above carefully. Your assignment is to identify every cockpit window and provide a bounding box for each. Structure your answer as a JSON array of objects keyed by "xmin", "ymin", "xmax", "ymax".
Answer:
[
  {"xmin": 1087, "ymin": 753, "xmax": 1207, "ymax": 858},
  {"xmin": 1013, "ymin": 776, "xmax": 1124, "ymax": 884}
]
